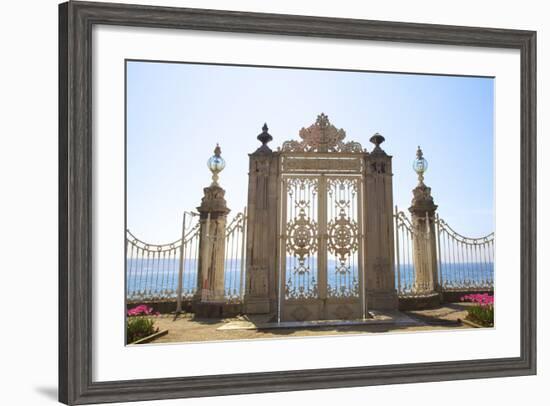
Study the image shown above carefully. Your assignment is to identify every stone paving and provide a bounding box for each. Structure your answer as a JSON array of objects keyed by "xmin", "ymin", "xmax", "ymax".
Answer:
[{"xmin": 135, "ymin": 302, "xmax": 479, "ymax": 345}]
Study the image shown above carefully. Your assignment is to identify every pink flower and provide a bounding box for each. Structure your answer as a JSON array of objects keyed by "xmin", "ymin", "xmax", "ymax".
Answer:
[
  {"xmin": 127, "ymin": 304, "xmax": 156, "ymax": 317},
  {"xmin": 461, "ymin": 293, "xmax": 494, "ymax": 307}
]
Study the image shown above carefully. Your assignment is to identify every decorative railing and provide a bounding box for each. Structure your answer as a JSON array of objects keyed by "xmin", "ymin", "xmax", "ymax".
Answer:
[
  {"xmin": 223, "ymin": 209, "xmax": 247, "ymax": 301},
  {"xmin": 394, "ymin": 207, "xmax": 494, "ymax": 296},
  {"xmin": 126, "ymin": 210, "xmax": 247, "ymax": 302},
  {"xmin": 394, "ymin": 210, "xmax": 418, "ymax": 295},
  {"xmin": 126, "ymin": 219, "xmax": 200, "ymax": 301},
  {"xmin": 436, "ymin": 216, "xmax": 494, "ymax": 290}
]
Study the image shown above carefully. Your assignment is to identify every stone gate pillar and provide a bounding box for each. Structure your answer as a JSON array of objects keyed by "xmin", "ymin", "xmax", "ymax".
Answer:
[
  {"xmin": 243, "ymin": 124, "xmax": 280, "ymax": 314},
  {"xmin": 408, "ymin": 146, "xmax": 440, "ymax": 301},
  {"xmin": 363, "ymin": 134, "xmax": 398, "ymax": 310},
  {"xmin": 193, "ymin": 145, "xmax": 230, "ymax": 310}
]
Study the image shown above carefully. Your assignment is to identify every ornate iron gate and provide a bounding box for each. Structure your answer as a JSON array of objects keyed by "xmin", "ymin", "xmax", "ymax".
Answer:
[{"xmin": 277, "ymin": 114, "xmax": 366, "ymax": 321}]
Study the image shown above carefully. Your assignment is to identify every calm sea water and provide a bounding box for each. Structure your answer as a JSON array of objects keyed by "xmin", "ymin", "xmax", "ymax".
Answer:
[{"xmin": 126, "ymin": 258, "xmax": 494, "ymax": 297}]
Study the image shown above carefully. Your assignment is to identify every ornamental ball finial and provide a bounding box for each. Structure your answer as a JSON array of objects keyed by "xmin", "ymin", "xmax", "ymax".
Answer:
[
  {"xmin": 207, "ymin": 143, "xmax": 225, "ymax": 186},
  {"xmin": 413, "ymin": 145, "xmax": 428, "ymax": 185}
]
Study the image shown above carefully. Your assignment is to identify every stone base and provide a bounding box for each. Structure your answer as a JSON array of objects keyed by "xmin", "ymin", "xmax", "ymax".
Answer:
[
  {"xmin": 243, "ymin": 297, "xmax": 271, "ymax": 314},
  {"xmin": 192, "ymin": 301, "xmax": 242, "ymax": 318},
  {"xmin": 282, "ymin": 297, "xmax": 362, "ymax": 321},
  {"xmin": 193, "ymin": 289, "xmax": 226, "ymax": 303},
  {"xmin": 366, "ymin": 290, "xmax": 399, "ymax": 310},
  {"xmin": 398, "ymin": 292, "xmax": 441, "ymax": 310}
]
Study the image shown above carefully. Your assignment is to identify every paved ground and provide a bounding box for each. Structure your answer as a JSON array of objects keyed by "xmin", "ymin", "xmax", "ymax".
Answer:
[{"xmin": 135, "ymin": 303, "xmax": 478, "ymax": 344}]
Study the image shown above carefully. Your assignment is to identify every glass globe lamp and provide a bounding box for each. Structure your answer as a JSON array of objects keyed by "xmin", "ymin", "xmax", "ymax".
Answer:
[
  {"xmin": 207, "ymin": 144, "xmax": 225, "ymax": 186},
  {"xmin": 412, "ymin": 146, "xmax": 428, "ymax": 184}
]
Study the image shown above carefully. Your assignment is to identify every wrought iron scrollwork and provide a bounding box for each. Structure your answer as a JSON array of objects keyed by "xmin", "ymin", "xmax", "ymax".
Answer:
[
  {"xmin": 326, "ymin": 178, "xmax": 360, "ymax": 298},
  {"xmin": 286, "ymin": 209, "xmax": 318, "ymax": 273},
  {"xmin": 327, "ymin": 213, "xmax": 358, "ymax": 267},
  {"xmin": 284, "ymin": 177, "xmax": 319, "ymax": 299},
  {"xmin": 279, "ymin": 116, "xmax": 365, "ymax": 305}
]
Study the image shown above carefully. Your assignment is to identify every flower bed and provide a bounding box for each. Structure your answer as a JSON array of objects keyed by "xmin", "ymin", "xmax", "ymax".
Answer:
[
  {"xmin": 126, "ymin": 304, "xmax": 161, "ymax": 344},
  {"xmin": 460, "ymin": 293, "xmax": 494, "ymax": 327}
]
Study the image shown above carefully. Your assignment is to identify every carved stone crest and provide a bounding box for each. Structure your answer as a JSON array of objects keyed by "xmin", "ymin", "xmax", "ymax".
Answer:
[{"xmin": 281, "ymin": 113, "xmax": 364, "ymax": 153}]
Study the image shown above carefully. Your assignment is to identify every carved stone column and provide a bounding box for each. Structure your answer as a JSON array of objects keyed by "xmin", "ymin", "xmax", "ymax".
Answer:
[
  {"xmin": 408, "ymin": 146, "xmax": 440, "ymax": 300},
  {"xmin": 363, "ymin": 134, "xmax": 398, "ymax": 310},
  {"xmin": 194, "ymin": 185, "xmax": 230, "ymax": 302},
  {"xmin": 193, "ymin": 145, "xmax": 230, "ymax": 308},
  {"xmin": 243, "ymin": 124, "xmax": 280, "ymax": 314}
]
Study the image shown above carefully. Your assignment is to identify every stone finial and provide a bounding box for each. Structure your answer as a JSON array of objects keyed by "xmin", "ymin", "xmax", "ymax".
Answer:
[
  {"xmin": 416, "ymin": 145, "xmax": 423, "ymax": 160},
  {"xmin": 369, "ymin": 133, "xmax": 386, "ymax": 154},
  {"xmin": 256, "ymin": 123, "xmax": 273, "ymax": 153}
]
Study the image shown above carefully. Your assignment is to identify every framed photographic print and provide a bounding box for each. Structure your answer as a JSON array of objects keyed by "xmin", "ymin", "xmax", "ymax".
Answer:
[{"xmin": 59, "ymin": 1, "xmax": 536, "ymax": 404}]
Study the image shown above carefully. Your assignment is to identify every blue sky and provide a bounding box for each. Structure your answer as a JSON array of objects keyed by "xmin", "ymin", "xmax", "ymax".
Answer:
[{"xmin": 127, "ymin": 61, "xmax": 494, "ymax": 243}]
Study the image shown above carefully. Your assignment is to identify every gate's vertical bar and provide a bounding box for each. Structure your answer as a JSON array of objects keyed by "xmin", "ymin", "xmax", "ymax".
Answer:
[
  {"xmin": 357, "ymin": 178, "xmax": 365, "ymax": 319},
  {"xmin": 175, "ymin": 212, "xmax": 187, "ymax": 315},
  {"xmin": 483, "ymin": 241, "xmax": 492, "ymax": 287},
  {"xmin": 239, "ymin": 207, "xmax": 247, "ymax": 299},
  {"xmin": 317, "ymin": 175, "xmax": 328, "ymax": 316},
  {"xmin": 201, "ymin": 212, "xmax": 212, "ymax": 301},
  {"xmin": 394, "ymin": 206, "xmax": 401, "ymax": 295},
  {"xmin": 435, "ymin": 213, "xmax": 443, "ymax": 290},
  {"xmin": 426, "ymin": 211, "xmax": 434, "ymax": 292},
  {"xmin": 277, "ymin": 177, "xmax": 287, "ymax": 323},
  {"xmin": 126, "ymin": 235, "xmax": 130, "ymax": 299},
  {"xmin": 473, "ymin": 242, "xmax": 479, "ymax": 287}
]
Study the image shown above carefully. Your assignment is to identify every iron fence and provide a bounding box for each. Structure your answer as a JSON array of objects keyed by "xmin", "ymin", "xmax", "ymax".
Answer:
[
  {"xmin": 394, "ymin": 206, "xmax": 494, "ymax": 296},
  {"xmin": 436, "ymin": 215, "xmax": 494, "ymax": 290},
  {"xmin": 223, "ymin": 209, "xmax": 247, "ymax": 301},
  {"xmin": 127, "ymin": 206, "xmax": 492, "ymax": 302},
  {"xmin": 126, "ymin": 210, "xmax": 247, "ymax": 303},
  {"xmin": 394, "ymin": 209, "xmax": 418, "ymax": 295}
]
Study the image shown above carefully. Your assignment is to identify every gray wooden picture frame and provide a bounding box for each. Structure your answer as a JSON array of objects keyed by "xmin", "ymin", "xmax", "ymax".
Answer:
[{"xmin": 59, "ymin": 1, "xmax": 537, "ymax": 404}]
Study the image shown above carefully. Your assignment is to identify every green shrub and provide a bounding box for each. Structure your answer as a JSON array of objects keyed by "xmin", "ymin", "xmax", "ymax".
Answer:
[
  {"xmin": 461, "ymin": 293, "xmax": 494, "ymax": 327},
  {"xmin": 126, "ymin": 305, "xmax": 159, "ymax": 344}
]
